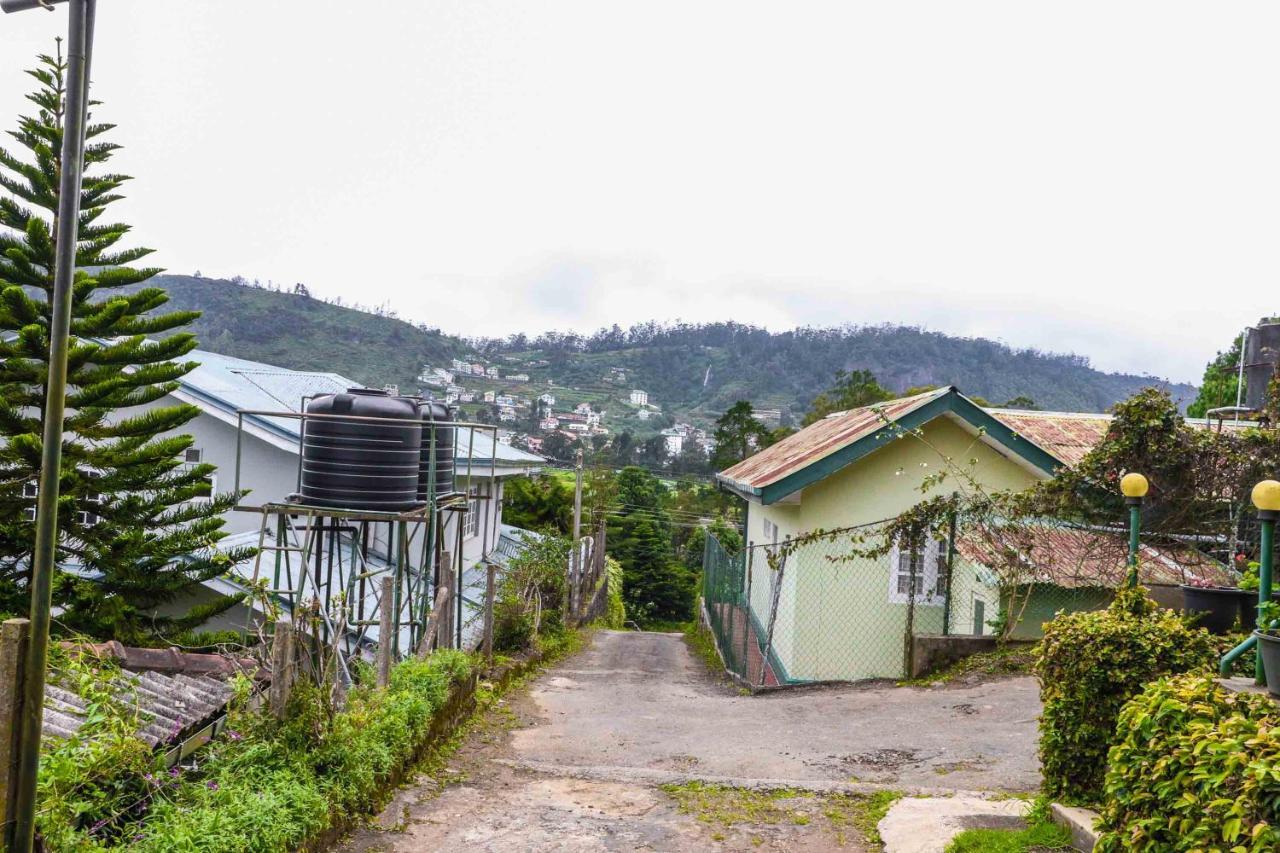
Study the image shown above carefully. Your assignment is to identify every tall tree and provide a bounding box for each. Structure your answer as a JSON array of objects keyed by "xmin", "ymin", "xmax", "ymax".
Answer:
[
  {"xmin": 711, "ymin": 401, "xmax": 771, "ymax": 471},
  {"xmin": 0, "ymin": 48, "xmax": 251, "ymax": 642},
  {"xmin": 1187, "ymin": 331, "xmax": 1246, "ymax": 418},
  {"xmin": 802, "ymin": 369, "xmax": 893, "ymax": 426},
  {"xmin": 605, "ymin": 467, "xmax": 693, "ymax": 625}
]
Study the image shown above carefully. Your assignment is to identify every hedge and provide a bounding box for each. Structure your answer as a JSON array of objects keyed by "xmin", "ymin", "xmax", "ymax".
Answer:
[
  {"xmin": 1096, "ymin": 674, "xmax": 1280, "ymax": 852},
  {"xmin": 40, "ymin": 650, "xmax": 473, "ymax": 851},
  {"xmin": 1033, "ymin": 586, "xmax": 1216, "ymax": 803}
]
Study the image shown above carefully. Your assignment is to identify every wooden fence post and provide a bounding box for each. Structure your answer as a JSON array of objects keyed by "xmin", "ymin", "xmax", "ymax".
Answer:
[
  {"xmin": 483, "ymin": 563, "xmax": 496, "ymax": 666},
  {"xmin": 377, "ymin": 576, "xmax": 393, "ymax": 687},
  {"xmin": 0, "ymin": 618, "xmax": 30, "ymax": 845},
  {"xmin": 269, "ymin": 621, "xmax": 295, "ymax": 719},
  {"xmin": 437, "ymin": 551, "xmax": 453, "ymax": 650}
]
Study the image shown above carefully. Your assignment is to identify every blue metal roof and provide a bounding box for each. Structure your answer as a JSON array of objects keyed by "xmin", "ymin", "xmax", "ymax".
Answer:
[{"xmin": 178, "ymin": 350, "xmax": 543, "ymax": 467}]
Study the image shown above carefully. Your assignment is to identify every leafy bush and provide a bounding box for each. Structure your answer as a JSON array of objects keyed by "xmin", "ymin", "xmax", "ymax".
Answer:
[
  {"xmin": 40, "ymin": 650, "xmax": 473, "ymax": 851},
  {"xmin": 603, "ymin": 557, "xmax": 626, "ymax": 629},
  {"xmin": 1095, "ymin": 675, "xmax": 1280, "ymax": 852},
  {"xmin": 1034, "ymin": 586, "xmax": 1216, "ymax": 803},
  {"xmin": 493, "ymin": 533, "xmax": 571, "ymax": 652}
]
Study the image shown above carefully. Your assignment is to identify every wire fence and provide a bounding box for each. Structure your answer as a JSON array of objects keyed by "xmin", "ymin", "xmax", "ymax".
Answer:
[{"xmin": 702, "ymin": 518, "xmax": 1238, "ymax": 685}]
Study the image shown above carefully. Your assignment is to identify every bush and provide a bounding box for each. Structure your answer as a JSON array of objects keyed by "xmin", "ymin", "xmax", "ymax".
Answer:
[
  {"xmin": 1034, "ymin": 585, "xmax": 1216, "ymax": 803},
  {"xmin": 603, "ymin": 557, "xmax": 626, "ymax": 629},
  {"xmin": 41, "ymin": 650, "xmax": 474, "ymax": 851},
  {"xmin": 493, "ymin": 533, "xmax": 571, "ymax": 652},
  {"xmin": 1095, "ymin": 674, "xmax": 1280, "ymax": 852}
]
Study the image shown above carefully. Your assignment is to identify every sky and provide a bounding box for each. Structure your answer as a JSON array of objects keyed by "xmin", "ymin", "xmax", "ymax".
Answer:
[{"xmin": 2, "ymin": 2, "xmax": 1279, "ymax": 384}]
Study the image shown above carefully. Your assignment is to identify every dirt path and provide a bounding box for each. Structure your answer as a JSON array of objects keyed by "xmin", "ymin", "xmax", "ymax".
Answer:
[{"xmin": 336, "ymin": 630, "xmax": 1041, "ymax": 851}]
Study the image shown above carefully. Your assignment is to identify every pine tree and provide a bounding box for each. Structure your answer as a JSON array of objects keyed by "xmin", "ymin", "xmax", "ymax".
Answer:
[{"xmin": 0, "ymin": 46, "xmax": 252, "ymax": 643}]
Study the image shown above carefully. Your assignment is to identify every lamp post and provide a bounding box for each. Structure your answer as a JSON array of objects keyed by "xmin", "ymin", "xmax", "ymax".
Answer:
[
  {"xmin": 1251, "ymin": 480, "xmax": 1280, "ymax": 683},
  {"xmin": 2, "ymin": 1, "xmax": 95, "ymax": 849},
  {"xmin": 1120, "ymin": 472, "xmax": 1148, "ymax": 587}
]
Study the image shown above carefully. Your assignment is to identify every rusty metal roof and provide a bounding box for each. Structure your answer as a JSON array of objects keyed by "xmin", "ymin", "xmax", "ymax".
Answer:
[
  {"xmin": 719, "ymin": 389, "xmax": 1262, "ymax": 498},
  {"xmin": 718, "ymin": 387, "xmax": 951, "ymax": 493},
  {"xmin": 955, "ymin": 523, "xmax": 1233, "ymax": 588}
]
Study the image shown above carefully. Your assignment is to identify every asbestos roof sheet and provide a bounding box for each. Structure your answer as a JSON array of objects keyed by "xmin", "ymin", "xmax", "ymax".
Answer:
[
  {"xmin": 718, "ymin": 387, "xmax": 950, "ymax": 491},
  {"xmin": 955, "ymin": 523, "xmax": 1233, "ymax": 589},
  {"xmin": 43, "ymin": 643, "xmax": 260, "ymax": 749}
]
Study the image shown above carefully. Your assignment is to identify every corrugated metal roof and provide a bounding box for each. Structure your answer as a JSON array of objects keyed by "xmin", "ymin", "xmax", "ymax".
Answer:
[
  {"xmin": 955, "ymin": 523, "xmax": 1233, "ymax": 588},
  {"xmin": 44, "ymin": 644, "xmax": 258, "ymax": 748},
  {"xmin": 984, "ymin": 410, "xmax": 1111, "ymax": 466},
  {"xmin": 179, "ymin": 350, "xmax": 543, "ymax": 468},
  {"xmin": 718, "ymin": 387, "xmax": 950, "ymax": 491}
]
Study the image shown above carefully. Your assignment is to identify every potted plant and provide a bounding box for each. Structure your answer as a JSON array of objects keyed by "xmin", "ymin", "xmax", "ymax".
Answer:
[
  {"xmin": 1181, "ymin": 574, "xmax": 1244, "ymax": 634},
  {"xmin": 1256, "ymin": 601, "xmax": 1280, "ymax": 695}
]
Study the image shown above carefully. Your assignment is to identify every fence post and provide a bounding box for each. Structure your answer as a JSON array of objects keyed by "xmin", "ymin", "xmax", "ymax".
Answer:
[
  {"xmin": 942, "ymin": 513, "xmax": 957, "ymax": 635},
  {"xmin": 269, "ymin": 621, "xmax": 295, "ymax": 719},
  {"xmin": 742, "ymin": 543, "xmax": 753, "ymax": 679},
  {"xmin": 483, "ymin": 563, "xmax": 496, "ymax": 666},
  {"xmin": 0, "ymin": 618, "xmax": 30, "ymax": 845},
  {"xmin": 377, "ymin": 576, "xmax": 393, "ymax": 687},
  {"xmin": 437, "ymin": 551, "xmax": 453, "ymax": 650}
]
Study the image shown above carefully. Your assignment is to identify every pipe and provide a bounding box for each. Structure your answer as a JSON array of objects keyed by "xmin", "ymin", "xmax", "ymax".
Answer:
[
  {"xmin": 1257, "ymin": 515, "xmax": 1275, "ymax": 684},
  {"xmin": 13, "ymin": 4, "xmax": 92, "ymax": 847}
]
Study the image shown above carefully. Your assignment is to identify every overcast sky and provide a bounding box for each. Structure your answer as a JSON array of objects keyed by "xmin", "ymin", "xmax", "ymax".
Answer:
[{"xmin": 3, "ymin": 2, "xmax": 1278, "ymax": 384}]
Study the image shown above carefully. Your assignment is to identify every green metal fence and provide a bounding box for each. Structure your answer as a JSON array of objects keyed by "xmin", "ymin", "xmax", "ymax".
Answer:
[{"xmin": 702, "ymin": 520, "xmax": 1230, "ymax": 686}]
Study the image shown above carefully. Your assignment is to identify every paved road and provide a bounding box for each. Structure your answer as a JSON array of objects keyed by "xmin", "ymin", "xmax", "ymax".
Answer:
[{"xmin": 337, "ymin": 630, "xmax": 1041, "ymax": 851}]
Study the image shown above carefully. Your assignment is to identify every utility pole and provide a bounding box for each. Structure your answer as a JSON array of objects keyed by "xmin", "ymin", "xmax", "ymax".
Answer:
[
  {"xmin": 0, "ymin": 1, "xmax": 95, "ymax": 849},
  {"xmin": 571, "ymin": 449, "xmax": 583, "ymax": 616}
]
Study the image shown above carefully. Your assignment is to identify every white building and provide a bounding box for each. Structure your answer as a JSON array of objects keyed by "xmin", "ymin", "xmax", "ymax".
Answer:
[
  {"xmin": 141, "ymin": 349, "xmax": 544, "ymax": 650},
  {"xmin": 483, "ymin": 391, "xmax": 496, "ymax": 403},
  {"xmin": 539, "ymin": 393, "xmax": 556, "ymax": 406},
  {"xmin": 508, "ymin": 373, "xmax": 530, "ymax": 382},
  {"xmin": 637, "ymin": 409, "xmax": 652, "ymax": 421},
  {"xmin": 661, "ymin": 427, "xmax": 684, "ymax": 457},
  {"xmin": 630, "ymin": 389, "xmax": 648, "ymax": 406}
]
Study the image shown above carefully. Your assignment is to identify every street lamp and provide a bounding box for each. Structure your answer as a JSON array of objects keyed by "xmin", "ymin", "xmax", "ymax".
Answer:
[
  {"xmin": 2, "ymin": 1, "xmax": 96, "ymax": 849},
  {"xmin": 1251, "ymin": 480, "xmax": 1280, "ymax": 682},
  {"xmin": 1120, "ymin": 472, "xmax": 1148, "ymax": 587}
]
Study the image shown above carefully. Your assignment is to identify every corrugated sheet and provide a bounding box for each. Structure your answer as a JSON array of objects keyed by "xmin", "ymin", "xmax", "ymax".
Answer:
[
  {"xmin": 44, "ymin": 644, "xmax": 258, "ymax": 749},
  {"xmin": 986, "ymin": 410, "xmax": 1110, "ymax": 466},
  {"xmin": 955, "ymin": 523, "xmax": 1233, "ymax": 588},
  {"xmin": 718, "ymin": 387, "xmax": 950, "ymax": 491}
]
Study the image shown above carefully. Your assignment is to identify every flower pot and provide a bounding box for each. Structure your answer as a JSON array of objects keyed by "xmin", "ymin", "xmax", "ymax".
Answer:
[
  {"xmin": 1235, "ymin": 590, "xmax": 1280, "ymax": 634},
  {"xmin": 1181, "ymin": 585, "xmax": 1245, "ymax": 634},
  {"xmin": 1256, "ymin": 631, "xmax": 1280, "ymax": 696}
]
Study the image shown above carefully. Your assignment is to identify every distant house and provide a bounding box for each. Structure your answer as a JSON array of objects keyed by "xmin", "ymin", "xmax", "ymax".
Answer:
[
  {"xmin": 637, "ymin": 409, "xmax": 652, "ymax": 421},
  {"xmin": 574, "ymin": 402, "xmax": 593, "ymax": 415},
  {"xmin": 507, "ymin": 373, "xmax": 530, "ymax": 382},
  {"xmin": 495, "ymin": 394, "xmax": 516, "ymax": 408},
  {"xmin": 539, "ymin": 393, "xmax": 556, "ymax": 406},
  {"xmin": 483, "ymin": 390, "xmax": 496, "ymax": 403},
  {"xmin": 661, "ymin": 427, "xmax": 684, "ymax": 456},
  {"xmin": 539, "ymin": 416, "xmax": 560, "ymax": 431},
  {"xmin": 486, "ymin": 366, "xmax": 500, "ymax": 379},
  {"xmin": 713, "ymin": 387, "xmax": 1232, "ymax": 683},
  {"xmin": 630, "ymin": 389, "xmax": 648, "ymax": 406}
]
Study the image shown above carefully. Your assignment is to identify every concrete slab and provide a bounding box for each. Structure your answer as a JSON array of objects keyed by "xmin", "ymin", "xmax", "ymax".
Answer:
[
  {"xmin": 879, "ymin": 796, "xmax": 1030, "ymax": 853},
  {"xmin": 1050, "ymin": 803, "xmax": 1100, "ymax": 852}
]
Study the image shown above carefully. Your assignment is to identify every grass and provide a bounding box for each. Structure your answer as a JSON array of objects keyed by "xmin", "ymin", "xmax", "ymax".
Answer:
[
  {"xmin": 900, "ymin": 643, "xmax": 1037, "ymax": 686},
  {"xmin": 944, "ymin": 820, "xmax": 1073, "ymax": 852},
  {"xmin": 661, "ymin": 782, "xmax": 903, "ymax": 848}
]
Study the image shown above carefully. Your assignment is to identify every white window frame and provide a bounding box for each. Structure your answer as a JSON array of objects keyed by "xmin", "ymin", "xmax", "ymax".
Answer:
[
  {"xmin": 464, "ymin": 486, "xmax": 481, "ymax": 539},
  {"xmin": 887, "ymin": 530, "xmax": 949, "ymax": 606}
]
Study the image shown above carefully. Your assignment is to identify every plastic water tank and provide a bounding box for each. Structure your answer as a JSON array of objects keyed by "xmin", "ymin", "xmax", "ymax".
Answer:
[
  {"xmin": 301, "ymin": 388, "xmax": 423, "ymax": 511},
  {"xmin": 416, "ymin": 402, "xmax": 456, "ymax": 500}
]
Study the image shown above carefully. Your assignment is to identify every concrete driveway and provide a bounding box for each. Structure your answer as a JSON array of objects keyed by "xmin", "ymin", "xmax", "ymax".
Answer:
[{"xmin": 337, "ymin": 630, "xmax": 1041, "ymax": 851}]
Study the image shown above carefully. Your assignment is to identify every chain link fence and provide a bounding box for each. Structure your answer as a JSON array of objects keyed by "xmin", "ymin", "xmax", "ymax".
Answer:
[{"xmin": 702, "ymin": 518, "xmax": 1237, "ymax": 686}]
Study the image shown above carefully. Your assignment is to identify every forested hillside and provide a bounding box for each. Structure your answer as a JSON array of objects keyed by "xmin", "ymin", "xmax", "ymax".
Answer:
[{"xmin": 136, "ymin": 276, "xmax": 1196, "ymax": 421}]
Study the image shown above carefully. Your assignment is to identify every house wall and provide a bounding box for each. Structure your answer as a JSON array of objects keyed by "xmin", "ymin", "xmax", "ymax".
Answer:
[{"xmin": 742, "ymin": 416, "xmax": 1044, "ymax": 681}]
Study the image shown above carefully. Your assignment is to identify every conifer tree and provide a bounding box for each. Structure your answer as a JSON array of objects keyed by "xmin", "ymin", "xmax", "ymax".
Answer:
[{"xmin": 0, "ymin": 46, "xmax": 251, "ymax": 642}]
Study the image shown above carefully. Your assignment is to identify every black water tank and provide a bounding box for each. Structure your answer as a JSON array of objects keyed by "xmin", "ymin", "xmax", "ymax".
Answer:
[
  {"xmin": 301, "ymin": 388, "xmax": 423, "ymax": 511},
  {"xmin": 1245, "ymin": 324, "xmax": 1280, "ymax": 411},
  {"xmin": 416, "ymin": 402, "xmax": 456, "ymax": 500}
]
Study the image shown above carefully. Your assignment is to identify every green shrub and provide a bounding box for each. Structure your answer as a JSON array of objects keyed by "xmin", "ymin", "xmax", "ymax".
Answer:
[
  {"xmin": 603, "ymin": 557, "xmax": 626, "ymax": 629},
  {"xmin": 46, "ymin": 650, "xmax": 474, "ymax": 851},
  {"xmin": 1095, "ymin": 674, "xmax": 1280, "ymax": 852},
  {"xmin": 1034, "ymin": 586, "xmax": 1216, "ymax": 803},
  {"xmin": 493, "ymin": 534, "xmax": 571, "ymax": 652}
]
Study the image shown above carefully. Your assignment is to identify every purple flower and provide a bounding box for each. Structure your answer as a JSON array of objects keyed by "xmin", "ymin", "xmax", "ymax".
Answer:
[
  {"xmin": 226, "ymin": 730, "xmax": 242, "ymax": 741},
  {"xmin": 89, "ymin": 818, "xmax": 108, "ymax": 835},
  {"xmin": 169, "ymin": 767, "xmax": 181, "ymax": 778},
  {"xmin": 206, "ymin": 781, "xmax": 219, "ymax": 791}
]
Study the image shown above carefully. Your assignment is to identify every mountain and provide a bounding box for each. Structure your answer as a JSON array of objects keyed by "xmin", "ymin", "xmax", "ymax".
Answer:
[{"xmin": 139, "ymin": 275, "xmax": 1197, "ymax": 427}]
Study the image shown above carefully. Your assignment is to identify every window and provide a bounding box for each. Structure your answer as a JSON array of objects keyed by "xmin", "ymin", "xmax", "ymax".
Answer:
[
  {"xmin": 178, "ymin": 449, "xmax": 215, "ymax": 502},
  {"xmin": 184, "ymin": 448, "xmax": 203, "ymax": 464},
  {"xmin": 762, "ymin": 518, "xmax": 779, "ymax": 546},
  {"xmin": 464, "ymin": 486, "xmax": 480, "ymax": 538},
  {"xmin": 888, "ymin": 530, "xmax": 950, "ymax": 605}
]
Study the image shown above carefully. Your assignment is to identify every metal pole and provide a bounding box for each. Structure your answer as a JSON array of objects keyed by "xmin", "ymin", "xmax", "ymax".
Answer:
[
  {"xmin": 942, "ymin": 513, "xmax": 956, "ymax": 635},
  {"xmin": 13, "ymin": 3, "xmax": 92, "ymax": 848},
  {"xmin": 1126, "ymin": 500, "xmax": 1141, "ymax": 587},
  {"xmin": 571, "ymin": 450, "xmax": 582, "ymax": 616},
  {"xmin": 1257, "ymin": 513, "xmax": 1275, "ymax": 684}
]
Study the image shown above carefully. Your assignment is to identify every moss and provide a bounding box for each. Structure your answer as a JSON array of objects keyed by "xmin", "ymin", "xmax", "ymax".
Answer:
[
  {"xmin": 661, "ymin": 782, "xmax": 902, "ymax": 847},
  {"xmin": 898, "ymin": 644, "xmax": 1036, "ymax": 687}
]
